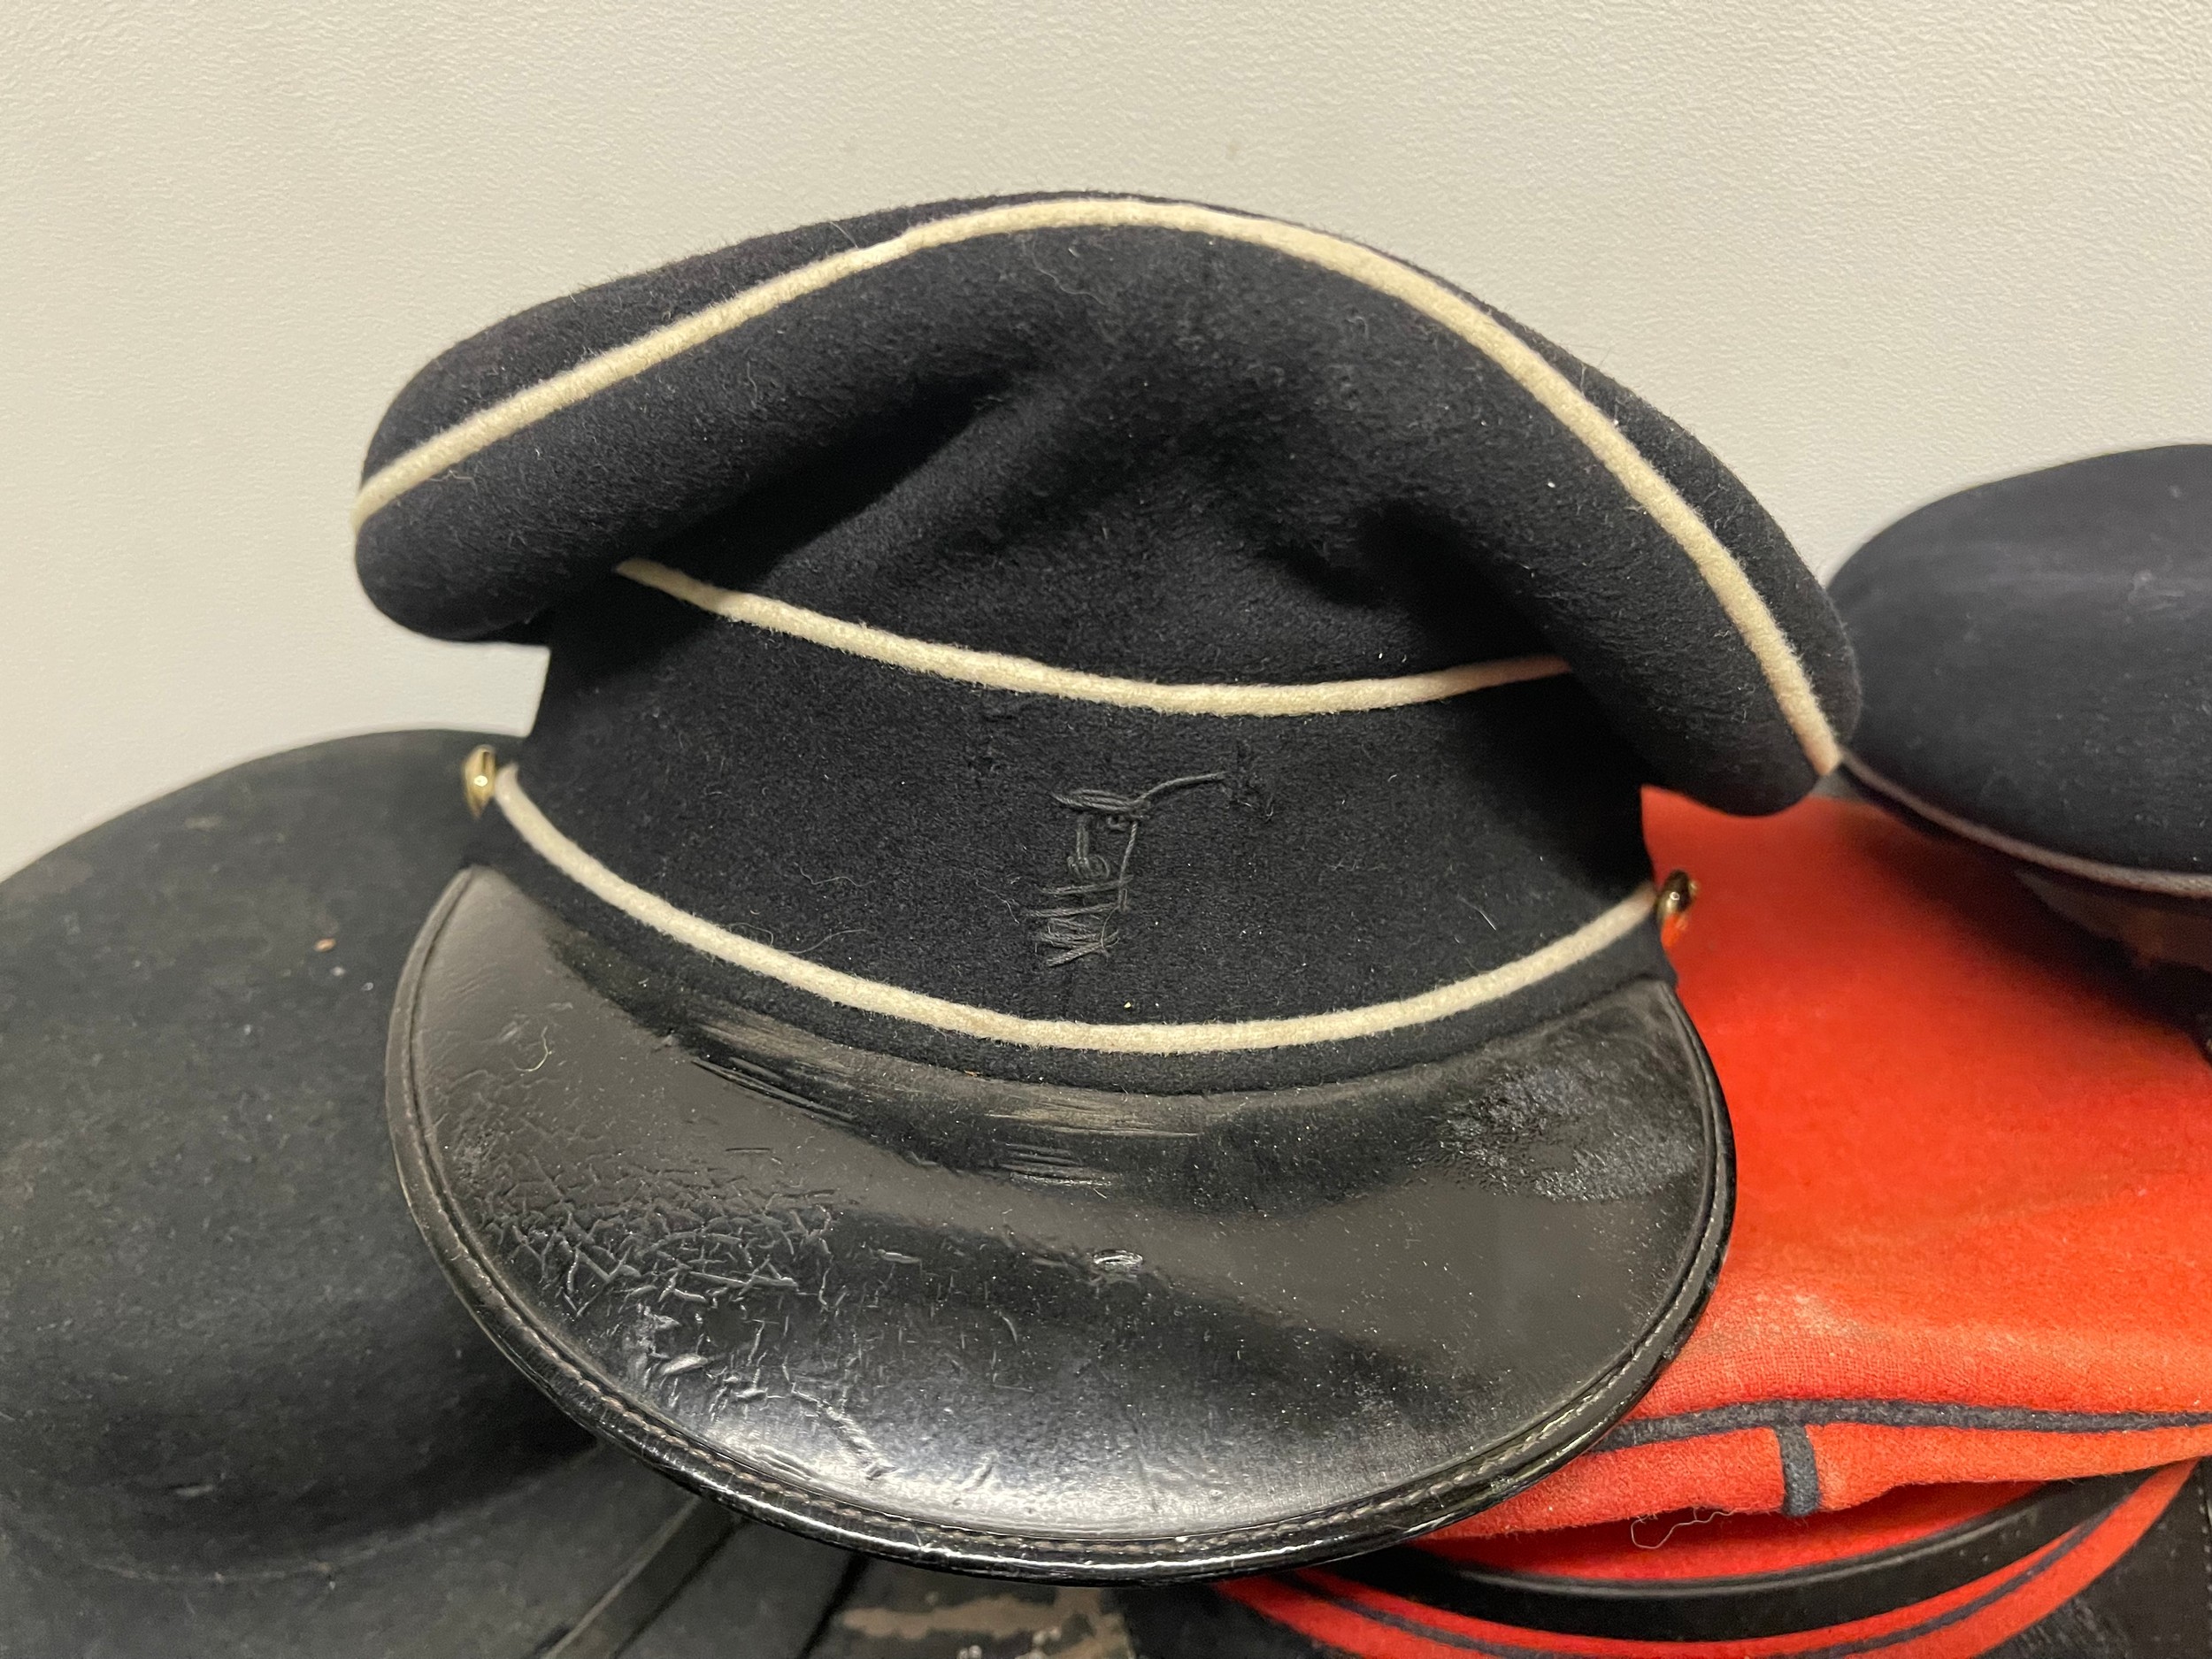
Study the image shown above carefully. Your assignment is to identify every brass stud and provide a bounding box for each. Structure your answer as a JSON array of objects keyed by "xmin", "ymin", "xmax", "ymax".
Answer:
[
  {"xmin": 462, "ymin": 745, "xmax": 499, "ymax": 818},
  {"xmin": 1656, "ymin": 869, "xmax": 1698, "ymax": 924}
]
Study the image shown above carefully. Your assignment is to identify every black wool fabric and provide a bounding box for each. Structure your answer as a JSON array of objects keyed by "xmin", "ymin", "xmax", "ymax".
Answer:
[
  {"xmin": 1832, "ymin": 445, "xmax": 2212, "ymax": 879},
  {"xmin": 0, "ymin": 733, "xmax": 588, "ymax": 1573},
  {"xmin": 484, "ymin": 576, "xmax": 1665, "ymax": 1090},
  {"xmin": 358, "ymin": 193, "xmax": 1854, "ymax": 810},
  {"xmin": 354, "ymin": 193, "xmax": 1856, "ymax": 1090}
]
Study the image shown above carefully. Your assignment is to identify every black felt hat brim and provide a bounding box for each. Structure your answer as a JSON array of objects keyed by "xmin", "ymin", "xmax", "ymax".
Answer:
[
  {"xmin": 386, "ymin": 864, "xmax": 1732, "ymax": 1581},
  {"xmin": 0, "ymin": 733, "xmax": 859, "ymax": 1657},
  {"xmin": 1, "ymin": 1447, "xmax": 732, "ymax": 1659}
]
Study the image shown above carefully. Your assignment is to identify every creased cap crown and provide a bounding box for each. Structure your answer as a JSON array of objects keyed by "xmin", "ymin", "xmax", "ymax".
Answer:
[{"xmin": 357, "ymin": 193, "xmax": 1855, "ymax": 813}]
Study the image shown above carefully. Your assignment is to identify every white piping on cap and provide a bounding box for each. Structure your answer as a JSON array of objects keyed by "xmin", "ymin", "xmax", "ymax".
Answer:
[{"xmin": 618, "ymin": 559, "xmax": 1570, "ymax": 716}]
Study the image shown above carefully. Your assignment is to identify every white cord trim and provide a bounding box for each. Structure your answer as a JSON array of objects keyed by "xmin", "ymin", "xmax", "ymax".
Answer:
[
  {"xmin": 1845, "ymin": 755, "xmax": 2212, "ymax": 898},
  {"xmin": 354, "ymin": 196, "xmax": 1839, "ymax": 773},
  {"xmin": 618, "ymin": 558, "xmax": 1569, "ymax": 715},
  {"xmin": 492, "ymin": 766, "xmax": 1655, "ymax": 1053}
]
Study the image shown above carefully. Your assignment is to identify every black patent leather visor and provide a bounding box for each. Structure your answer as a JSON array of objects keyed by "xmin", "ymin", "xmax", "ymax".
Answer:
[{"xmin": 388, "ymin": 867, "xmax": 1731, "ymax": 1580}]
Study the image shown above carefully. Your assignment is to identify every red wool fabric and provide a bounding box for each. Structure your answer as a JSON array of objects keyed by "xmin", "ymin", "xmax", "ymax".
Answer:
[
  {"xmin": 1441, "ymin": 793, "xmax": 2212, "ymax": 1540},
  {"xmin": 1442, "ymin": 1482, "xmax": 2037, "ymax": 1582}
]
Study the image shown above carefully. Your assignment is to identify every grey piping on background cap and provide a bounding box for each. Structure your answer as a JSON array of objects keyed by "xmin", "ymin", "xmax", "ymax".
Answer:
[
  {"xmin": 1845, "ymin": 755, "xmax": 2212, "ymax": 899},
  {"xmin": 489, "ymin": 765, "xmax": 1655, "ymax": 1054},
  {"xmin": 352, "ymin": 196, "xmax": 1841, "ymax": 774}
]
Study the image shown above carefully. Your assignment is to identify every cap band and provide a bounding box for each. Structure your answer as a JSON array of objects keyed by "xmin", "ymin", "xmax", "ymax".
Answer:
[{"xmin": 489, "ymin": 764, "xmax": 1656, "ymax": 1054}]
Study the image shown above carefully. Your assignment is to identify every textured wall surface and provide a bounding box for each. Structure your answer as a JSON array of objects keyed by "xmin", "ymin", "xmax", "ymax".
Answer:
[{"xmin": 4, "ymin": 0, "xmax": 2208, "ymax": 875}]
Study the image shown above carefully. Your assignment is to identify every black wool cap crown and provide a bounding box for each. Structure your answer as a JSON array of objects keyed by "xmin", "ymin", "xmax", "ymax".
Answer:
[
  {"xmin": 1832, "ymin": 444, "xmax": 2212, "ymax": 895},
  {"xmin": 356, "ymin": 192, "xmax": 1856, "ymax": 1092}
]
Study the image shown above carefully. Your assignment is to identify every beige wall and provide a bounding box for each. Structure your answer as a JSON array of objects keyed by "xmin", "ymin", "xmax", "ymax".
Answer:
[{"xmin": 4, "ymin": 0, "xmax": 2208, "ymax": 876}]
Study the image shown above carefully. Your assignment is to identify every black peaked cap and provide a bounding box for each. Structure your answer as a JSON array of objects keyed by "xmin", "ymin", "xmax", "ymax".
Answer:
[
  {"xmin": 353, "ymin": 196, "xmax": 1845, "ymax": 1576},
  {"xmin": 1832, "ymin": 445, "xmax": 2212, "ymax": 892}
]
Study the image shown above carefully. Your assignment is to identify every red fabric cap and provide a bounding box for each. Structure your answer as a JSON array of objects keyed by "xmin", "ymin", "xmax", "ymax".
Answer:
[
  {"xmin": 1444, "ymin": 793, "xmax": 2212, "ymax": 1540},
  {"xmin": 1224, "ymin": 1463, "xmax": 2190, "ymax": 1658}
]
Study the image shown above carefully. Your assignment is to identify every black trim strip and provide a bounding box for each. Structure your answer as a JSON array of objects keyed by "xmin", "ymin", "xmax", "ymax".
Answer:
[
  {"xmin": 1328, "ymin": 1471, "xmax": 2144, "ymax": 1643},
  {"xmin": 531, "ymin": 1496, "xmax": 737, "ymax": 1658},
  {"xmin": 1776, "ymin": 1425, "xmax": 1821, "ymax": 1517},
  {"xmin": 1603, "ymin": 1399, "xmax": 2212, "ymax": 1450}
]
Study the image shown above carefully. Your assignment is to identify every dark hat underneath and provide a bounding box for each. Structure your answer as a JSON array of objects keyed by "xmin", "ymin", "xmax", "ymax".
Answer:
[
  {"xmin": 1832, "ymin": 444, "xmax": 2212, "ymax": 897},
  {"xmin": 357, "ymin": 195, "xmax": 1854, "ymax": 1575},
  {"xmin": 1832, "ymin": 446, "xmax": 2212, "ymax": 1047},
  {"xmin": 0, "ymin": 733, "xmax": 853, "ymax": 1658}
]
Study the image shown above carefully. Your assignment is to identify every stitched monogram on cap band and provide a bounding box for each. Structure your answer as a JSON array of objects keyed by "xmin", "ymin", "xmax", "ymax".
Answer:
[{"xmin": 1028, "ymin": 772, "xmax": 1226, "ymax": 966}]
